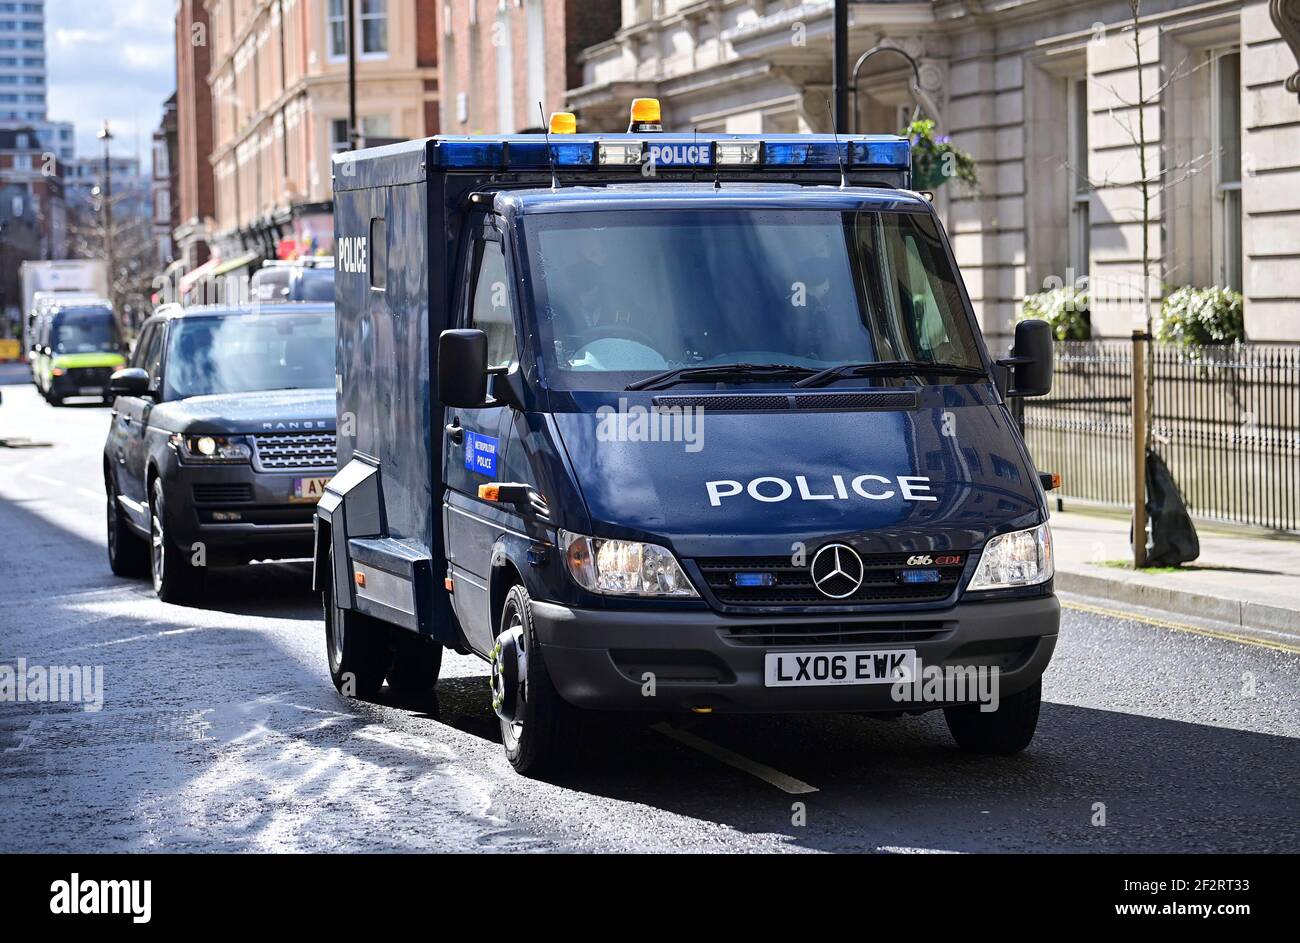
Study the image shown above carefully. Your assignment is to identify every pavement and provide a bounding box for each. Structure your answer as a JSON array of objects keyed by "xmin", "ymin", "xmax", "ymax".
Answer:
[
  {"xmin": 1050, "ymin": 508, "xmax": 1300, "ymax": 645},
  {"xmin": 1, "ymin": 365, "xmax": 1297, "ymax": 852}
]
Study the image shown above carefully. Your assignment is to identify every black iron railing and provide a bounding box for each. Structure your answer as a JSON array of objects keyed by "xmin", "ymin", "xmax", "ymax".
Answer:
[{"xmin": 1022, "ymin": 341, "xmax": 1300, "ymax": 533}]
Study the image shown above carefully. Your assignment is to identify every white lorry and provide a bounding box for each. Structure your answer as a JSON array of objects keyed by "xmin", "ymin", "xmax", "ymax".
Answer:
[{"xmin": 21, "ymin": 260, "xmax": 109, "ymax": 355}]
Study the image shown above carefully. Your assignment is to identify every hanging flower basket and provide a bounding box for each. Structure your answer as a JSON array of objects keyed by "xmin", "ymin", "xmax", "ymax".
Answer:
[{"xmin": 903, "ymin": 119, "xmax": 978, "ymax": 191}]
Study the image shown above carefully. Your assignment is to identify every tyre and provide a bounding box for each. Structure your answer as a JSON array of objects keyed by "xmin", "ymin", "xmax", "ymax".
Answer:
[
  {"xmin": 944, "ymin": 680, "xmax": 1042, "ymax": 755},
  {"xmin": 386, "ymin": 633, "xmax": 443, "ymax": 696},
  {"xmin": 149, "ymin": 477, "xmax": 206, "ymax": 604},
  {"xmin": 322, "ymin": 544, "xmax": 392, "ymax": 699},
  {"xmin": 105, "ymin": 471, "xmax": 149, "ymax": 578},
  {"xmin": 491, "ymin": 583, "xmax": 578, "ymax": 775},
  {"xmin": 46, "ymin": 392, "xmax": 63, "ymax": 407}
]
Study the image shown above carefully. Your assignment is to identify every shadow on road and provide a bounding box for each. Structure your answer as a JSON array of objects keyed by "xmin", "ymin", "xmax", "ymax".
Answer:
[{"xmin": 2, "ymin": 481, "xmax": 1297, "ymax": 852}]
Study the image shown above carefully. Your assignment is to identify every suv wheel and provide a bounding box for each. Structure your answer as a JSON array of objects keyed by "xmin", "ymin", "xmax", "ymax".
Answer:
[
  {"xmin": 492, "ymin": 584, "xmax": 578, "ymax": 776},
  {"xmin": 322, "ymin": 544, "xmax": 392, "ymax": 698},
  {"xmin": 944, "ymin": 680, "xmax": 1042, "ymax": 754},
  {"xmin": 105, "ymin": 472, "xmax": 149, "ymax": 577},
  {"xmin": 149, "ymin": 477, "xmax": 206, "ymax": 604}
]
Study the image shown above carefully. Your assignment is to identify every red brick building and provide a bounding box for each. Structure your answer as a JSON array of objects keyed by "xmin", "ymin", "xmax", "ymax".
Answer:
[
  {"xmin": 173, "ymin": 0, "xmax": 215, "ymax": 270},
  {"xmin": 439, "ymin": 0, "xmax": 620, "ymax": 134}
]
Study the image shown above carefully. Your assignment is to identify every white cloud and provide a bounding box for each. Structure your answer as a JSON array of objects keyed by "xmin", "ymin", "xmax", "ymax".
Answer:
[{"xmin": 44, "ymin": 0, "xmax": 176, "ymax": 169}]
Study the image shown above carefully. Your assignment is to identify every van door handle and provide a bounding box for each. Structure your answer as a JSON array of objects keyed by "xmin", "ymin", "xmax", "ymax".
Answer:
[
  {"xmin": 445, "ymin": 421, "xmax": 464, "ymax": 445},
  {"xmin": 122, "ymin": 414, "xmax": 132, "ymax": 425}
]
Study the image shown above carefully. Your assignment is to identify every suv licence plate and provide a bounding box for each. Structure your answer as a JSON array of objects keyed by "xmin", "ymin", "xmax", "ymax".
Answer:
[
  {"xmin": 292, "ymin": 477, "xmax": 330, "ymax": 503},
  {"xmin": 764, "ymin": 649, "xmax": 916, "ymax": 688}
]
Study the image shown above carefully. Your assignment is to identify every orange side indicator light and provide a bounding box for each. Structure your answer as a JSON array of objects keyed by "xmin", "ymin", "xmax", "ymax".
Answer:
[
  {"xmin": 478, "ymin": 484, "xmax": 501, "ymax": 502},
  {"xmin": 354, "ymin": 571, "xmax": 366, "ymax": 588},
  {"xmin": 444, "ymin": 576, "xmax": 454, "ymax": 593}
]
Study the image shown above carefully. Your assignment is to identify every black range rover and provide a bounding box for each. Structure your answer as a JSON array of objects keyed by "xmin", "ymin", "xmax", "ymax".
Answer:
[{"xmin": 104, "ymin": 302, "xmax": 337, "ymax": 603}]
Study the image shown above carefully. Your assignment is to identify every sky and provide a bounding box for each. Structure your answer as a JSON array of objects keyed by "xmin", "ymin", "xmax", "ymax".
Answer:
[{"xmin": 45, "ymin": 0, "xmax": 176, "ymax": 169}]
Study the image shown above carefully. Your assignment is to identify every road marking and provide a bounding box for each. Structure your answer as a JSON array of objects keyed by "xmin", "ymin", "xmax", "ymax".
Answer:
[
  {"xmin": 26, "ymin": 472, "xmax": 66, "ymax": 488},
  {"xmin": 77, "ymin": 488, "xmax": 102, "ymax": 501},
  {"xmin": 651, "ymin": 722, "xmax": 818, "ymax": 795},
  {"xmin": 1063, "ymin": 599, "xmax": 1300, "ymax": 655},
  {"xmin": 877, "ymin": 845, "xmax": 962, "ymax": 854}
]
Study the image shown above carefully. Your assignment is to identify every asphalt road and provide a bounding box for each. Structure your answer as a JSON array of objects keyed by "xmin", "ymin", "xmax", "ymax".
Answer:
[{"xmin": 1, "ymin": 364, "xmax": 1297, "ymax": 853}]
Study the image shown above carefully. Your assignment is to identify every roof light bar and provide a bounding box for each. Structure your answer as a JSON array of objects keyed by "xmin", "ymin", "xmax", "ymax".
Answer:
[{"xmin": 430, "ymin": 134, "xmax": 909, "ymax": 173}]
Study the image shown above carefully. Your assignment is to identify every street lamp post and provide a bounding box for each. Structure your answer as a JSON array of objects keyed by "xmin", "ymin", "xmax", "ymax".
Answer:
[
  {"xmin": 97, "ymin": 120, "xmax": 114, "ymax": 313},
  {"xmin": 833, "ymin": 0, "xmax": 849, "ymax": 132}
]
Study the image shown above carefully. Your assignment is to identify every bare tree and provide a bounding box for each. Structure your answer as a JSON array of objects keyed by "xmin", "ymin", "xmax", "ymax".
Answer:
[{"xmin": 65, "ymin": 189, "xmax": 157, "ymax": 333}]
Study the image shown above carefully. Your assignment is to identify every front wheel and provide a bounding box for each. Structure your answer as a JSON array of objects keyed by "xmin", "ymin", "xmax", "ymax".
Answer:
[
  {"xmin": 492, "ymin": 584, "xmax": 579, "ymax": 776},
  {"xmin": 944, "ymin": 680, "xmax": 1042, "ymax": 754},
  {"xmin": 322, "ymin": 545, "xmax": 392, "ymax": 699},
  {"xmin": 149, "ymin": 477, "xmax": 206, "ymax": 604}
]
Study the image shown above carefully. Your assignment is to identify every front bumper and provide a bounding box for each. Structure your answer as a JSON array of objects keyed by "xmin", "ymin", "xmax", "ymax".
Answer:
[
  {"xmin": 531, "ymin": 595, "xmax": 1059, "ymax": 713},
  {"xmin": 162, "ymin": 462, "xmax": 328, "ymax": 562},
  {"xmin": 49, "ymin": 366, "xmax": 115, "ymax": 397}
]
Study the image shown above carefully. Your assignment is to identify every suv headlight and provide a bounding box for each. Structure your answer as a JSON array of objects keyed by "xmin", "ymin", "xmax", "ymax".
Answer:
[
  {"xmin": 966, "ymin": 522, "xmax": 1053, "ymax": 591},
  {"xmin": 171, "ymin": 433, "xmax": 252, "ymax": 464},
  {"xmin": 559, "ymin": 530, "xmax": 698, "ymax": 597}
]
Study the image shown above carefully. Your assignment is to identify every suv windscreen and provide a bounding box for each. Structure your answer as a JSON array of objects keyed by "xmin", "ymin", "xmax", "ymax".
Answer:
[
  {"xmin": 521, "ymin": 208, "xmax": 983, "ymax": 391},
  {"xmin": 292, "ymin": 268, "xmax": 335, "ymax": 301},
  {"xmin": 163, "ymin": 310, "xmax": 335, "ymax": 399},
  {"xmin": 51, "ymin": 307, "xmax": 119, "ymax": 354}
]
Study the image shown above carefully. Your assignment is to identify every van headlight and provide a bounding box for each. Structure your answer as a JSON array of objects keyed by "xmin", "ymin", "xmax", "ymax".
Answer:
[
  {"xmin": 559, "ymin": 530, "xmax": 698, "ymax": 597},
  {"xmin": 966, "ymin": 523, "xmax": 1053, "ymax": 591},
  {"xmin": 171, "ymin": 433, "xmax": 252, "ymax": 464}
]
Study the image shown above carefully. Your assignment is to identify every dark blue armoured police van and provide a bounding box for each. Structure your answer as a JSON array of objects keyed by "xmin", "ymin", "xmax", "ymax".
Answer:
[{"xmin": 316, "ymin": 105, "xmax": 1060, "ymax": 775}]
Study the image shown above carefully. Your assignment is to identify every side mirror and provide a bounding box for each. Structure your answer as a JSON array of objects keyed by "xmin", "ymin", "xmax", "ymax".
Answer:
[
  {"xmin": 109, "ymin": 367, "xmax": 151, "ymax": 398},
  {"xmin": 1003, "ymin": 319, "xmax": 1053, "ymax": 397},
  {"xmin": 438, "ymin": 329, "xmax": 490, "ymax": 408}
]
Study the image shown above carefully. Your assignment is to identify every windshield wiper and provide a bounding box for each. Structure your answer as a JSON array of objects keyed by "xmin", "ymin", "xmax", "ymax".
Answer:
[
  {"xmin": 627, "ymin": 363, "xmax": 817, "ymax": 392},
  {"xmin": 793, "ymin": 359, "xmax": 989, "ymax": 389}
]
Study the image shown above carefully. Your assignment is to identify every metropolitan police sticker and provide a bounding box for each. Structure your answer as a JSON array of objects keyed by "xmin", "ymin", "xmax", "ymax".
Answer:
[{"xmin": 464, "ymin": 431, "xmax": 499, "ymax": 477}]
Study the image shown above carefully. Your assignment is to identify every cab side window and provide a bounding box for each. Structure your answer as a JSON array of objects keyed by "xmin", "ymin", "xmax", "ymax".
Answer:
[
  {"xmin": 132, "ymin": 323, "xmax": 165, "ymax": 388},
  {"xmin": 129, "ymin": 324, "xmax": 155, "ymax": 369},
  {"xmin": 469, "ymin": 239, "xmax": 517, "ymax": 369}
]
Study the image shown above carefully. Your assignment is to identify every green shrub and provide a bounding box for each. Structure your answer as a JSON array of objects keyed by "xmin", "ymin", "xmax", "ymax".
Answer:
[
  {"xmin": 1156, "ymin": 286, "xmax": 1244, "ymax": 346},
  {"xmin": 1019, "ymin": 286, "xmax": 1090, "ymax": 340}
]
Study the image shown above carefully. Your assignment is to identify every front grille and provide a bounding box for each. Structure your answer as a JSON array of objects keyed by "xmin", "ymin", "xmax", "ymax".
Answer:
[
  {"xmin": 722, "ymin": 620, "xmax": 951, "ymax": 647},
  {"xmin": 252, "ymin": 432, "xmax": 336, "ymax": 470},
  {"xmin": 68, "ymin": 366, "xmax": 112, "ymax": 385},
  {"xmin": 193, "ymin": 483, "xmax": 254, "ymax": 503},
  {"xmin": 695, "ymin": 553, "xmax": 964, "ymax": 607}
]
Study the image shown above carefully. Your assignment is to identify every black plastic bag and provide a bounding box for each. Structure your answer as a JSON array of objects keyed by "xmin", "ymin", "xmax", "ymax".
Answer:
[{"xmin": 1140, "ymin": 448, "xmax": 1200, "ymax": 566}]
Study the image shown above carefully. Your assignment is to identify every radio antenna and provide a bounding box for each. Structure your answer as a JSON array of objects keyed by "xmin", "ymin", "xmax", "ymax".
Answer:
[
  {"xmin": 826, "ymin": 97, "xmax": 848, "ymax": 189},
  {"xmin": 538, "ymin": 102, "xmax": 559, "ymax": 190}
]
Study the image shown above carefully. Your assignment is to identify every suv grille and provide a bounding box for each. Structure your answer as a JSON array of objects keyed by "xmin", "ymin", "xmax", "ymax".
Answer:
[
  {"xmin": 695, "ymin": 553, "xmax": 965, "ymax": 608},
  {"xmin": 252, "ymin": 432, "xmax": 336, "ymax": 470}
]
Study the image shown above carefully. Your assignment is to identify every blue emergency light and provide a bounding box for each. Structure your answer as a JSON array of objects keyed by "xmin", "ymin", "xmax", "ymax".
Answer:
[{"xmin": 429, "ymin": 133, "xmax": 910, "ymax": 174}]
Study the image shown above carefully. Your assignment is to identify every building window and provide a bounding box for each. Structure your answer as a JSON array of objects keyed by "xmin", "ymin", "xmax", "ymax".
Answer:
[
  {"xmin": 327, "ymin": 0, "xmax": 347, "ymax": 59},
  {"xmin": 1067, "ymin": 77, "xmax": 1090, "ymax": 283},
  {"xmin": 361, "ymin": 114, "xmax": 391, "ymax": 143},
  {"xmin": 1212, "ymin": 49, "xmax": 1242, "ymax": 291},
  {"xmin": 331, "ymin": 118, "xmax": 349, "ymax": 154},
  {"xmin": 360, "ymin": 0, "xmax": 387, "ymax": 55},
  {"xmin": 328, "ymin": 0, "xmax": 387, "ymax": 60}
]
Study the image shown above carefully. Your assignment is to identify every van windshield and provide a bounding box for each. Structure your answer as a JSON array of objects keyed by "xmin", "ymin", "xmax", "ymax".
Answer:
[
  {"xmin": 521, "ymin": 208, "xmax": 984, "ymax": 391},
  {"xmin": 164, "ymin": 310, "xmax": 335, "ymax": 399},
  {"xmin": 51, "ymin": 307, "xmax": 118, "ymax": 354}
]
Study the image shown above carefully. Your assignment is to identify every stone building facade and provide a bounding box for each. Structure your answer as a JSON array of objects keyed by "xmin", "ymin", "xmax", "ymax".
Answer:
[
  {"xmin": 568, "ymin": 0, "xmax": 1300, "ymax": 342},
  {"xmin": 439, "ymin": 0, "xmax": 620, "ymax": 134}
]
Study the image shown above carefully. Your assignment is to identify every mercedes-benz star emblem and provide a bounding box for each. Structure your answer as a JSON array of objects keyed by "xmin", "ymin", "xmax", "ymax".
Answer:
[{"xmin": 809, "ymin": 543, "xmax": 865, "ymax": 599}]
